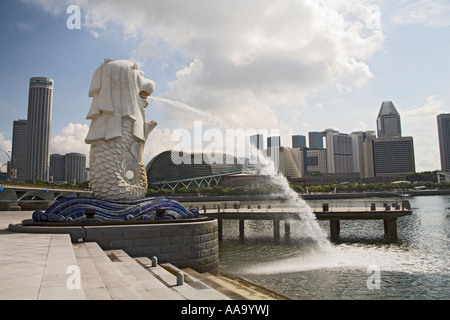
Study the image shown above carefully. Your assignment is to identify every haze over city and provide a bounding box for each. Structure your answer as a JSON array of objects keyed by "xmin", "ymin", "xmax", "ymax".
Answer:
[{"xmin": 1, "ymin": 0, "xmax": 449, "ymax": 172}]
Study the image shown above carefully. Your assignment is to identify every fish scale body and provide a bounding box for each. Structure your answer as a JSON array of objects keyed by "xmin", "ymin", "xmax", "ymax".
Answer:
[{"xmin": 89, "ymin": 118, "xmax": 147, "ymax": 201}]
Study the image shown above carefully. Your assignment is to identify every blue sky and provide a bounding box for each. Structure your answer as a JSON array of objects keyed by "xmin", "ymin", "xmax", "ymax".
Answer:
[{"xmin": 0, "ymin": 0, "xmax": 449, "ymax": 172}]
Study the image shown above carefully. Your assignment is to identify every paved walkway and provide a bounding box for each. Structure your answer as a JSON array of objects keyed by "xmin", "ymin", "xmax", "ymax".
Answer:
[{"xmin": 0, "ymin": 211, "xmax": 288, "ymax": 300}]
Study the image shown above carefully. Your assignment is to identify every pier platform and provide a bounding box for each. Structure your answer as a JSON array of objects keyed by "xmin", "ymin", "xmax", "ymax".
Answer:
[{"xmin": 199, "ymin": 201, "xmax": 413, "ymax": 241}]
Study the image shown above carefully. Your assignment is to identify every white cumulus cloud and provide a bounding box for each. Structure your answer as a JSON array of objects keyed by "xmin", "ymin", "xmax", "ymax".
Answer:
[
  {"xmin": 26, "ymin": 0, "xmax": 389, "ymax": 164},
  {"xmin": 50, "ymin": 123, "xmax": 90, "ymax": 157},
  {"xmin": 56, "ymin": 0, "xmax": 385, "ymax": 133}
]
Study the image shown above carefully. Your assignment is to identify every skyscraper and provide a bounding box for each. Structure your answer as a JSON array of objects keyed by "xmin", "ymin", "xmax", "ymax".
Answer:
[
  {"xmin": 50, "ymin": 154, "xmax": 65, "ymax": 182},
  {"xmin": 292, "ymin": 135, "xmax": 306, "ymax": 149},
  {"xmin": 364, "ymin": 137, "xmax": 415, "ymax": 177},
  {"xmin": 352, "ymin": 131, "xmax": 376, "ymax": 178},
  {"xmin": 50, "ymin": 153, "xmax": 87, "ymax": 183},
  {"xmin": 250, "ymin": 134, "xmax": 264, "ymax": 150},
  {"xmin": 267, "ymin": 136, "xmax": 281, "ymax": 148},
  {"xmin": 437, "ymin": 114, "xmax": 450, "ymax": 172},
  {"xmin": 26, "ymin": 77, "xmax": 53, "ymax": 182},
  {"xmin": 364, "ymin": 103, "xmax": 416, "ymax": 178},
  {"xmin": 11, "ymin": 120, "xmax": 28, "ymax": 182},
  {"xmin": 377, "ymin": 101, "xmax": 402, "ymax": 138},
  {"xmin": 65, "ymin": 153, "xmax": 87, "ymax": 183},
  {"xmin": 308, "ymin": 132, "xmax": 324, "ymax": 149},
  {"xmin": 321, "ymin": 129, "xmax": 355, "ymax": 174}
]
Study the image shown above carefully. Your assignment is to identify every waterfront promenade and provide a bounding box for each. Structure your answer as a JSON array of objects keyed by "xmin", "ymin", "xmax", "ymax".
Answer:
[{"xmin": 0, "ymin": 210, "xmax": 289, "ymax": 300}]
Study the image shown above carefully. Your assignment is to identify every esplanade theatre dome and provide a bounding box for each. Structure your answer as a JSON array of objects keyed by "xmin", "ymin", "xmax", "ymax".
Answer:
[{"xmin": 146, "ymin": 150, "xmax": 246, "ymax": 189}]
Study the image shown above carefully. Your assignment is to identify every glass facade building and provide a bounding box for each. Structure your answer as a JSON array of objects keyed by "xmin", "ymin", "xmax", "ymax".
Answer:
[
  {"xmin": 267, "ymin": 136, "xmax": 281, "ymax": 148},
  {"xmin": 250, "ymin": 134, "xmax": 264, "ymax": 150},
  {"xmin": 11, "ymin": 120, "xmax": 28, "ymax": 181},
  {"xmin": 364, "ymin": 137, "xmax": 416, "ymax": 177},
  {"xmin": 437, "ymin": 114, "xmax": 450, "ymax": 172},
  {"xmin": 50, "ymin": 153, "xmax": 87, "ymax": 183},
  {"xmin": 308, "ymin": 132, "xmax": 324, "ymax": 149},
  {"xmin": 377, "ymin": 101, "xmax": 402, "ymax": 138},
  {"xmin": 26, "ymin": 77, "xmax": 53, "ymax": 182},
  {"xmin": 292, "ymin": 135, "xmax": 306, "ymax": 149}
]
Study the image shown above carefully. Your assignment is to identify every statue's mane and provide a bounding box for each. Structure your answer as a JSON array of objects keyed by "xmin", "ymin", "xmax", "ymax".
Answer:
[{"xmin": 85, "ymin": 59, "xmax": 146, "ymax": 143}]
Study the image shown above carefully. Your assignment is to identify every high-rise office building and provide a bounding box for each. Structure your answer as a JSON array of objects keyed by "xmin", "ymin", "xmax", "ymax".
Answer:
[
  {"xmin": 50, "ymin": 154, "xmax": 66, "ymax": 182},
  {"xmin": 278, "ymin": 147, "xmax": 327, "ymax": 178},
  {"xmin": 248, "ymin": 134, "xmax": 264, "ymax": 172},
  {"xmin": 377, "ymin": 101, "xmax": 402, "ymax": 138},
  {"xmin": 267, "ymin": 136, "xmax": 281, "ymax": 159},
  {"xmin": 322, "ymin": 129, "xmax": 355, "ymax": 174},
  {"xmin": 65, "ymin": 153, "xmax": 87, "ymax": 183},
  {"xmin": 50, "ymin": 153, "xmax": 87, "ymax": 183},
  {"xmin": 308, "ymin": 132, "xmax": 324, "ymax": 149},
  {"xmin": 304, "ymin": 149, "xmax": 327, "ymax": 175},
  {"xmin": 10, "ymin": 120, "xmax": 28, "ymax": 181},
  {"xmin": 279, "ymin": 147, "xmax": 302, "ymax": 178},
  {"xmin": 292, "ymin": 135, "xmax": 306, "ymax": 149},
  {"xmin": 26, "ymin": 77, "xmax": 53, "ymax": 182},
  {"xmin": 352, "ymin": 131, "xmax": 376, "ymax": 178},
  {"xmin": 267, "ymin": 136, "xmax": 281, "ymax": 148},
  {"xmin": 437, "ymin": 114, "xmax": 450, "ymax": 172},
  {"xmin": 364, "ymin": 103, "xmax": 415, "ymax": 178},
  {"xmin": 250, "ymin": 134, "xmax": 264, "ymax": 150},
  {"xmin": 364, "ymin": 137, "xmax": 415, "ymax": 177}
]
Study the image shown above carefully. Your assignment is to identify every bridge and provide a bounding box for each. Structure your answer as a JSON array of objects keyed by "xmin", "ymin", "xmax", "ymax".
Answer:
[{"xmin": 0, "ymin": 185, "xmax": 92, "ymax": 210}]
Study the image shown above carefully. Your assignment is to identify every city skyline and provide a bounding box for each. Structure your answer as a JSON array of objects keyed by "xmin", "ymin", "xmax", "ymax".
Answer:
[{"xmin": 1, "ymin": 1, "xmax": 450, "ymax": 173}]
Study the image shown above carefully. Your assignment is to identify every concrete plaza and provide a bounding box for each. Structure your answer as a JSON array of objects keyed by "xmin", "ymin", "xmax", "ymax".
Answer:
[{"xmin": 0, "ymin": 211, "xmax": 288, "ymax": 300}]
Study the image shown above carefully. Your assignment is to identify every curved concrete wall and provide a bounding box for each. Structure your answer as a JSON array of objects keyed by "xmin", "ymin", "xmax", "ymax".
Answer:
[{"xmin": 9, "ymin": 218, "xmax": 219, "ymax": 274}]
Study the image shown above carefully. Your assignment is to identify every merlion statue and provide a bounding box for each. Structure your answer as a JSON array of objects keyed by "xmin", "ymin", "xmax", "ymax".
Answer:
[{"xmin": 85, "ymin": 59, "xmax": 157, "ymax": 201}]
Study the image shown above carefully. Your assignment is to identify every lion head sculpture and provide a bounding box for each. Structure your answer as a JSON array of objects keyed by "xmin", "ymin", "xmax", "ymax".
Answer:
[
  {"xmin": 85, "ymin": 59, "xmax": 155, "ymax": 144},
  {"xmin": 85, "ymin": 59, "xmax": 157, "ymax": 201}
]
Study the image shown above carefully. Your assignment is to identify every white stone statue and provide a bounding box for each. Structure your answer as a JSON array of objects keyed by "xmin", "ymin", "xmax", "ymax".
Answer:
[{"xmin": 85, "ymin": 59, "xmax": 157, "ymax": 201}]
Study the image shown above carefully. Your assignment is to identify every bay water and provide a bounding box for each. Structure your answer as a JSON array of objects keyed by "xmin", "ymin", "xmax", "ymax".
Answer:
[{"xmin": 218, "ymin": 195, "xmax": 450, "ymax": 300}]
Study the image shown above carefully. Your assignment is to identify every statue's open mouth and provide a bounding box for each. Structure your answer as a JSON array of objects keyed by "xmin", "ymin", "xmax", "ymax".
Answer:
[
  {"xmin": 140, "ymin": 91, "xmax": 150, "ymax": 107},
  {"xmin": 140, "ymin": 91, "xmax": 150, "ymax": 99}
]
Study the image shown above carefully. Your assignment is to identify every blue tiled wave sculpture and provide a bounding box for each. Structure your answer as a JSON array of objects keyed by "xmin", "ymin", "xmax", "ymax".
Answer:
[{"xmin": 32, "ymin": 197, "xmax": 200, "ymax": 223}]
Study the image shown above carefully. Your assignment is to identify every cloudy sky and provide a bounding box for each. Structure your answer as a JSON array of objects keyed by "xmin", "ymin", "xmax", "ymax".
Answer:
[{"xmin": 0, "ymin": 0, "xmax": 449, "ymax": 172}]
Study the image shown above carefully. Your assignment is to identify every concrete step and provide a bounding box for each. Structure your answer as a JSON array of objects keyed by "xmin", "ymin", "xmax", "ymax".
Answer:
[
  {"xmin": 74, "ymin": 242, "xmax": 142, "ymax": 300},
  {"xmin": 182, "ymin": 268, "xmax": 250, "ymax": 300},
  {"xmin": 0, "ymin": 233, "xmax": 85, "ymax": 300},
  {"xmin": 39, "ymin": 234, "xmax": 86, "ymax": 300},
  {"xmin": 73, "ymin": 243, "xmax": 112, "ymax": 300},
  {"xmin": 160, "ymin": 263, "xmax": 231, "ymax": 300},
  {"xmin": 135, "ymin": 257, "xmax": 230, "ymax": 300},
  {"xmin": 105, "ymin": 250, "xmax": 185, "ymax": 300},
  {"xmin": 183, "ymin": 269, "xmax": 283, "ymax": 300}
]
